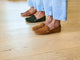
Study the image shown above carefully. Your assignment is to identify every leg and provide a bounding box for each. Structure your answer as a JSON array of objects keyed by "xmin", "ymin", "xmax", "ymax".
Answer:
[
  {"xmin": 43, "ymin": 0, "xmax": 67, "ymax": 30},
  {"xmin": 21, "ymin": 0, "xmax": 37, "ymax": 17},
  {"xmin": 33, "ymin": 0, "xmax": 67, "ymax": 34},
  {"xmin": 43, "ymin": 0, "xmax": 53, "ymax": 25},
  {"xmin": 34, "ymin": 0, "xmax": 45, "ymax": 19},
  {"xmin": 48, "ymin": 0, "xmax": 67, "ymax": 30},
  {"xmin": 52, "ymin": 0, "xmax": 67, "ymax": 21}
]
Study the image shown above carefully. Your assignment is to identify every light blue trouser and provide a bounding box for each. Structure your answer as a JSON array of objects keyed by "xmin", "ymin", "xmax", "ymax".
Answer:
[
  {"xmin": 27, "ymin": 0, "xmax": 44, "ymax": 11},
  {"xmin": 28, "ymin": 0, "xmax": 67, "ymax": 21},
  {"xmin": 43, "ymin": 0, "xmax": 67, "ymax": 21},
  {"xmin": 27, "ymin": 0, "xmax": 34, "ymax": 7}
]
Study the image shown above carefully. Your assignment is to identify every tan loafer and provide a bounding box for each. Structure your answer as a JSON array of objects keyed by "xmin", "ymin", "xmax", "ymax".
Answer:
[
  {"xmin": 32, "ymin": 23, "xmax": 45, "ymax": 31},
  {"xmin": 34, "ymin": 25, "xmax": 61, "ymax": 35},
  {"xmin": 21, "ymin": 10, "xmax": 37, "ymax": 17}
]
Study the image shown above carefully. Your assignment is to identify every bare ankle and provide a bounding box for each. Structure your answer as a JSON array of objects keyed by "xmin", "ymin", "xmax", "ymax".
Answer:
[
  {"xmin": 55, "ymin": 20, "xmax": 60, "ymax": 25},
  {"xmin": 31, "ymin": 7, "xmax": 34, "ymax": 9},
  {"xmin": 54, "ymin": 20, "xmax": 61, "ymax": 28},
  {"xmin": 44, "ymin": 16, "xmax": 53, "ymax": 25},
  {"xmin": 34, "ymin": 11, "xmax": 45, "ymax": 19}
]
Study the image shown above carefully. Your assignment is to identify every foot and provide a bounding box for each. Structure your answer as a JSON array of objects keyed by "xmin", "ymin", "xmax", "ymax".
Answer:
[
  {"xmin": 34, "ymin": 11, "xmax": 45, "ymax": 19},
  {"xmin": 48, "ymin": 19, "xmax": 61, "ymax": 30},
  {"xmin": 32, "ymin": 16, "xmax": 52, "ymax": 31},
  {"xmin": 34, "ymin": 19, "xmax": 61, "ymax": 35},
  {"xmin": 21, "ymin": 7, "xmax": 37, "ymax": 17}
]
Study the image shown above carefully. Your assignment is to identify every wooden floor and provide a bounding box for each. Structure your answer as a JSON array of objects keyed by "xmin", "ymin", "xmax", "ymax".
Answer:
[{"xmin": 0, "ymin": 0, "xmax": 80, "ymax": 60}]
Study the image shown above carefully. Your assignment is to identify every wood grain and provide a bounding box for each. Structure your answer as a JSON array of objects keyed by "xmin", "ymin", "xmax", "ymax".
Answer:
[{"xmin": 0, "ymin": 0, "xmax": 80, "ymax": 60}]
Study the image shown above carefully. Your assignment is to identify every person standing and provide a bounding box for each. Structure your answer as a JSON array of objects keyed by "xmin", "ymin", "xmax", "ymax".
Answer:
[
  {"xmin": 33, "ymin": 0, "xmax": 67, "ymax": 34},
  {"xmin": 21, "ymin": 0, "xmax": 46, "ymax": 23}
]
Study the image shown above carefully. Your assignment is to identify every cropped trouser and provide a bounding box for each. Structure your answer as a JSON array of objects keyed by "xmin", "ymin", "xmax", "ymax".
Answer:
[
  {"xmin": 28, "ymin": 0, "xmax": 67, "ymax": 21},
  {"xmin": 27, "ymin": 0, "xmax": 44, "ymax": 11},
  {"xmin": 43, "ymin": 0, "xmax": 67, "ymax": 21}
]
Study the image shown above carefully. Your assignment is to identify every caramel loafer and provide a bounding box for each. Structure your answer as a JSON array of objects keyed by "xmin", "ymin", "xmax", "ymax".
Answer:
[
  {"xmin": 21, "ymin": 10, "xmax": 37, "ymax": 17},
  {"xmin": 32, "ymin": 23, "xmax": 45, "ymax": 31},
  {"xmin": 34, "ymin": 25, "xmax": 61, "ymax": 35}
]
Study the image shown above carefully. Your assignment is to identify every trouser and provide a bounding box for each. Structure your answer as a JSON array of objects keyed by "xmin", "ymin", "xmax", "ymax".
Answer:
[
  {"xmin": 27, "ymin": 0, "xmax": 44, "ymax": 11},
  {"xmin": 28, "ymin": 0, "xmax": 67, "ymax": 21},
  {"xmin": 27, "ymin": 0, "xmax": 34, "ymax": 7},
  {"xmin": 43, "ymin": 0, "xmax": 67, "ymax": 21}
]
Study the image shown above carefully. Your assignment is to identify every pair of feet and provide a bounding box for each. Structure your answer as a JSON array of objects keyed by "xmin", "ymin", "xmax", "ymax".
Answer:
[
  {"xmin": 44, "ymin": 16, "xmax": 60, "ymax": 30},
  {"xmin": 21, "ymin": 7, "xmax": 45, "ymax": 19},
  {"xmin": 32, "ymin": 16, "xmax": 61, "ymax": 34}
]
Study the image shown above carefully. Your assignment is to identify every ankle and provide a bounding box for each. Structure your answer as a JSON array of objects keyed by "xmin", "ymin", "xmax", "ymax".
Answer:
[
  {"xmin": 40, "ymin": 11, "xmax": 45, "ymax": 14},
  {"xmin": 35, "ymin": 9, "xmax": 37, "ymax": 11},
  {"xmin": 55, "ymin": 20, "xmax": 60, "ymax": 25},
  {"xmin": 37, "ymin": 11, "xmax": 45, "ymax": 15},
  {"xmin": 54, "ymin": 20, "xmax": 60, "ymax": 27},
  {"xmin": 44, "ymin": 16, "xmax": 53, "ymax": 25},
  {"xmin": 31, "ymin": 7, "xmax": 34, "ymax": 9},
  {"xmin": 47, "ymin": 19, "xmax": 61, "ymax": 30},
  {"xmin": 34, "ymin": 11, "xmax": 45, "ymax": 19},
  {"xmin": 29, "ymin": 7, "xmax": 37, "ymax": 13}
]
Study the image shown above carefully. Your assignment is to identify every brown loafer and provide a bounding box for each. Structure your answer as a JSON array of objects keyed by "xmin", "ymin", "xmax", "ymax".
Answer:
[
  {"xmin": 32, "ymin": 23, "xmax": 45, "ymax": 31},
  {"xmin": 34, "ymin": 25, "xmax": 61, "ymax": 35},
  {"xmin": 21, "ymin": 10, "xmax": 37, "ymax": 17}
]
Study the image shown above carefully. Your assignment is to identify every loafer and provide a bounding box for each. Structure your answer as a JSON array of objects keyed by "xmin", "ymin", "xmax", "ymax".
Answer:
[
  {"xmin": 25, "ymin": 15, "xmax": 46, "ymax": 23},
  {"xmin": 21, "ymin": 10, "xmax": 37, "ymax": 17},
  {"xmin": 34, "ymin": 25, "xmax": 61, "ymax": 35},
  {"xmin": 32, "ymin": 23, "xmax": 45, "ymax": 31}
]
